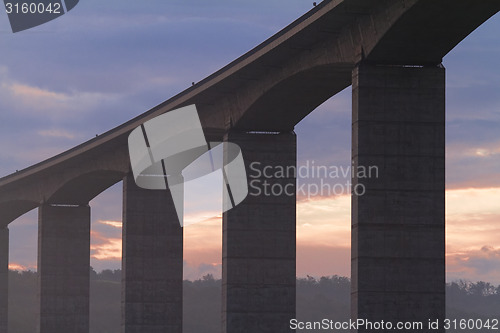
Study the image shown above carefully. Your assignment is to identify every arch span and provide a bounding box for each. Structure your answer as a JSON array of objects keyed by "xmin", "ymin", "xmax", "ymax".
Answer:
[
  {"xmin": 46, "ymin": 170, "xmax": 126, "ymax": 205},
  {"xmin": 234, "ymin": 64, "xmax": 352, "ymax": 131},
  {"xmin": 0, "ymin": 200, "xmax": 38, "ymax": 227}
]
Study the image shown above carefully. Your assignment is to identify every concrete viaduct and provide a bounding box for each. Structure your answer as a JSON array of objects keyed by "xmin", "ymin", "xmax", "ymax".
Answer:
[{"xmin": 1, "ymin": 0, "xmax": 499, "ymax": 332}]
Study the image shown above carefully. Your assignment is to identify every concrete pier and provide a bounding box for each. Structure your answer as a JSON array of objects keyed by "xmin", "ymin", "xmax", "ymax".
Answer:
[
  {"xmin": 122, "ymin": 173, "xmax": 183, "ymax": 333},
  {"xmin": 0, "ymin": 227, "xmax": 8, "ymax": 333},
  {"xmin": 37, "ymin": 204, "xmax": 90, "ymax": 333},
  {"xmin": 351, "ymin": 63, "xmax": 445, "ymax": 332},
  {"xmin": 222, "ymin": 132, "xmax": 296, "ymax": 333}
]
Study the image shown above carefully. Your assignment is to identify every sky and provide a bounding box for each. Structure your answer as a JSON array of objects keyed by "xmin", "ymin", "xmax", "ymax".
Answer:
[{"xmin": 0, "ymin": 1, "xmax": 499, "ymax": 283}]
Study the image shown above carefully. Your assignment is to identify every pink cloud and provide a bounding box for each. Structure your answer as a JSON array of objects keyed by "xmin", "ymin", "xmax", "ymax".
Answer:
[
  {"xmin": 90, "ymin": 230, "xmax": 122, "ymax": 261},
  {"xmin": 8, "ymin": 262, "xmax": 36, "ymax": 271},
  {"xmin": 447, "ymin": 246, "xmax": 500, "ymax": 284}
]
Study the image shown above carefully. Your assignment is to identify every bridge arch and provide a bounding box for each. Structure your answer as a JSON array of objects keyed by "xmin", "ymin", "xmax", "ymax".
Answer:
[
  {"xmin": 234, "ymin": 64, "xmax": 352, "ymax": 131},
  {"xmin": 46, "ymin": 170, "xmax": 126, "ymax": 205},
  {"xmin": 0, "ymin": 200, "xmax": 39, "ymax": 227}
]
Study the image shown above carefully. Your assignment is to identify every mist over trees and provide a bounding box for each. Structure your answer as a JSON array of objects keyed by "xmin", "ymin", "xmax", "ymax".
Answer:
[{"xmin": 6, "ymin": 269, "xmax": 500, "ymax": 332}]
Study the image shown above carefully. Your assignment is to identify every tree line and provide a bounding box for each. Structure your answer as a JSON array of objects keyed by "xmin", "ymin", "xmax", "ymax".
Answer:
[{"xmin": 6, "ymin": 270, "xmax": 500, "ymax": 332}]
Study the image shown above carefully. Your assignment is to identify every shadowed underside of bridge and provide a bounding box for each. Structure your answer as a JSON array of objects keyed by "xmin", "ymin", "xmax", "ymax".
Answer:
[{"xmin": 0, "ymin": 0, "xmax": 499, "ymax": 332}]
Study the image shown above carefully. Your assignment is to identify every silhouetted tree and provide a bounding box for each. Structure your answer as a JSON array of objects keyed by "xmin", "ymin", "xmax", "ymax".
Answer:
[{"xmin": 7, "ymin": 270, "xmax": 500, "ymax": 333}]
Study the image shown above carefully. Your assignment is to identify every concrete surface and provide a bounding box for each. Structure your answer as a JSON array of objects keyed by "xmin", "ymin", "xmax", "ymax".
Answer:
[
  {"xmin": 0, "ymin": 227, "xmax": 7, "ymax": 333},
  {"xmin": 351, "ymin": 63, "xmax": 446, "ymax": 332},
  {"xmin": 122, "ymin": 173, "xmax": 183, "ymax": 333},
  {"xmin": 222, "ymin": 132, "xmax": 296, "ymax": 333},
  {"xmin": 37, "ymin": 204, "xmax": 90, "ymax": 333}
]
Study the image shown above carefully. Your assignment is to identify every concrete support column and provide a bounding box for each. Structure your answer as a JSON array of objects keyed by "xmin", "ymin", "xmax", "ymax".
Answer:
[
  {"xmin": 0, "ymin": 226, "xmax": 8, "ymax": 333},
  {"xmin": 351, "ymin": 63, "xmax": 445, "ymax": 332},
  {"xmin": 222, "ymin": 132, "xmax": 296, "ymax": 333},
  {"xmin": 122, "ymin": 173, "xmax": 183, "ymax": 333},
  {"xmin": 37, "ymin": 204, "xmax": 90, "ymax": 333}
]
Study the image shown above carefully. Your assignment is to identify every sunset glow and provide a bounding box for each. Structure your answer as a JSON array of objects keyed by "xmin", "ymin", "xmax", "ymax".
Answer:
[
  {"xmin": 74, "ymin": 186, "xmax": 500, "ymax": 282},
  {"xmin": 8, "ymin": 262, "xmax": 35, "ymax": 271},
  {"xmin": 90, "ymin": 230, "xmax": 122, "ymax": 261}
]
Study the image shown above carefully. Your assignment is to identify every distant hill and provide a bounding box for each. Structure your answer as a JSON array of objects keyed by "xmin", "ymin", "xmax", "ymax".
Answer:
[{"xmin": 6, "ymin": 269, "xmax": 500, "ymax": 332}]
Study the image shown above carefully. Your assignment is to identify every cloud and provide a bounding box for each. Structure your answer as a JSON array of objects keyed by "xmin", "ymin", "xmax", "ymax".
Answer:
[
  {"xmin": 66, "ymin": 0, "xmax": 311, "ymax": 34},
  {"xmin": 1, "ymin": 76, "xmax": 119, "ymax": 118},
  {"xmin": 446, "ymin": 187, "xmax": 500, "ymax": 283},
  {"xmin": 8, "ymin": 262, "xmax": 36, "ymax": 271},
  {"xmin": 98, "ymin": 220, "xmax": 122, "ymax": 228},
  {"xmin": 448, "ymin": 140, "xmax": 500, "ymax": 160},
  {"xmin": 447, "ymin": 246, "xmax": 500, "ymax": 284},
  {"xmin": 37, "ymin": 129, "xmax": 77, "ymax": 140},
  {"xmin": 297, "ymin": 245, "xmax": 350, "ymax": 278},
  {"xmin": 297, "ymin": 194, "xmax": 351, "ymax": 248},
  {"xmin": 0, "ymin": 67, "xmax": 125, "ymax": 175},
  {"xmin": 89, "ymin": 220, "xmax": 123, "ymax": 267},
  {"xmin": 9, "ymin": 82, "xmax": 67, "ymax": 101},
  {"xmin": 6, "ymin": 210, "xmax": 38, "ymax": 271},
  {"xmin": 88, "ymin": 189, "xmax": 123, "ymax": 271},
  {"xmin": 0, "ymin": 143, "xmax": 69, "ymax": 174},
  {"xmin": 184, "ymin": 216, "xmax": 222, "ymax": 253},
  {"xmin": 446, "ymin": 188, "xmax": 500, "ymax": 224},
  {"xmin": 446, "ymin": 188, "xmax": 500, "ymax": 262},
  {"xmin": 183, "ymin": 261, "xmax": 222, "ymax": 281},
  {"xmin": 90, "ymin": 230, "xmax": 122, "ymax": 261},
  {"xmin": 465, "ymin": 246, "xmax": 500, "ymax": 275}
]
